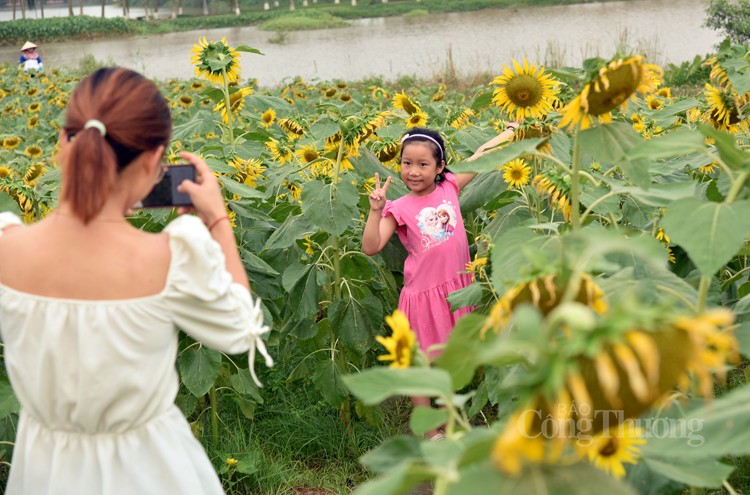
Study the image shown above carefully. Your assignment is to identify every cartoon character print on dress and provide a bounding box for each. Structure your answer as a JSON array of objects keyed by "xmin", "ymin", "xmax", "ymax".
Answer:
[{"xmin": 416, "ymin": 200, "xmax": 458, "ymax": 250}]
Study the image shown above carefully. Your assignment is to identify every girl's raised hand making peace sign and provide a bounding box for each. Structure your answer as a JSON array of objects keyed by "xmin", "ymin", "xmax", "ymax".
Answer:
[{"xmin": 369, "ymin": 172, "xmax": 392, "ymax": 211}]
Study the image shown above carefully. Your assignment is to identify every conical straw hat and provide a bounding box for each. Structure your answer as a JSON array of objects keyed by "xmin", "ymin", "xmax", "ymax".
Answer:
[{"xmin": 21, "ymin": 41, "xmax": 37, "ymax": 51}]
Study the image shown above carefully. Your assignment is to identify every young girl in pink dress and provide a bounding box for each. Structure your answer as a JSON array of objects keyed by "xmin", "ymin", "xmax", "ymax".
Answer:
[{"xmin": 362, "ymin": 125, "xmax": 516, "ymax": 438}]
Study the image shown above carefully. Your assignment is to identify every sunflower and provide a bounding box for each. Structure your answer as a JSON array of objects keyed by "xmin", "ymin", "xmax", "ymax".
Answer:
[
  {"xmin": 24, "ymin": 145, "xmax": 43, "ymax": 159},
  {"xmin": 577, "ymin": 419, "xmax": 646, "ymax": 479},
  {"xmin": 266, "ymin": 138, "xmax": 294, "ymax": 165},
  {"xmin": 373, "ymin": 139, "xmax": 400, "ymax": 163},
  {"xmin": 0, "ymin": 166, "xmax": 12, "ymax": 178},
  {"xmin": 406, "ymin": 111, "xmax": 428, "ymax": 128},
  {"xmin": 24, "ymin": 163, "xmax": 44, "ymax": 185},
  {"xmin": 704, "ymin": 55, "xmax": 732, "ymax": 89},
  {"xmin": 177, "ymin": 95, "xmax": 194, "ymax": 108},
  {"xmin": 324, "ymin": 87, "xmax": 337, "ymax": 98},
  {"xmin": 655, "ymin": 227, "xmax": 670, "ymax": 244},
  {"xmin": 340, "ymin": 93, "xmax": 352, "ymax": 103},
  {"xmin": 645, "ymin": 94, "xmax": 663, "ymax": 110},
  {"xmin": 492, "ymin": 406, "xmax": 548, "ymax": 475},
  {"xmin": 303, "ymin": 235, "xmax": 315, "ymax": 256},
  {"xmin": 502, "ymin": 159, "xmax": 531, "ymax": 189},
  {"xmin": 345, "ymin": 111, "xmax": 390, "ymax": 144},
  {"xmin": 190, "ymin": 80, "xmax": 206, "ymax": 91},
  {"xmin": 375, "ymin": 310, "xmax": 417, "ymax": 369},
  {"xmin": 698, "ymin": 162, "xmax": 718, "ymax": 174},
  {"xmin": 393, "ymin": 91, "xmax": 421, "ymax": 115},
  {"xmin": 559, "ymin": 55, "xmax": 663, "ymax": 130},
  {"xmin": 28, "ymin": 115, "xmax": 38, "ymax": 129},
  {"xmin": 676, "ymin": 308, "xmax": 739, "ymax": 397},
  {"xmin": 371, "ymin": 86, "xmax": 388, "ymax": 101},
  {"xmin": 449, "ymin": 108, "xmax": 475, "ymax": 130},
  {"xmin": 213, "ymin": 87, "xmax": 253, "ymax": 124},
  {"xmin": 278, "ymin": 118, "xmax": 305, "ymax": 140},
  {"xmin": 704, "ymin": 83, "xmax": 742, "ymax": 128},
  {"xmin": 491, "ymin": 57, "xmax": 560, "ymax": 121},
  {"xmin": 482, "ymin": 272, "xmax": 608, "ymax": 335},
  {"xmin": 666, "ymin": 245, "xmax": 676, "ymax": 264},
  {"xmin": 295, "ymin": 143, "xmax": 321, "ymax": 165},
  {"xmin": 27, "ymin": 102, "xmax": 41, "ymax": 113},
  {"xmin": 26, "ymin": 87, "xmax": 39, "ymax": 97},
  {"xmin": 190, "ymin": 36, "xmax": 242, "ymax": 86},
  {"xmin": 533, "ymin": 172, "xmax": 573, "ymax": 221},
  {"xmin": 656, "ymin": 86, "xmax": 672, "ymax": 99},
  {"xmin": 431, "ymin": 84, "xmax": 447, "ymax": 103},
  {"xmin": 260, "ymin": 109, "xmax": 276, "ymax": 128},
  {"xmin": 3, "ymin": 136, "xmax": 21, "ymax": 150},
  {"xmin": 284, "ymin": 181, "xmax": 301, "ymax": 202},
  {"xmin": 231, "ymin": 157, "xmax": 265, "ymax": 187}
]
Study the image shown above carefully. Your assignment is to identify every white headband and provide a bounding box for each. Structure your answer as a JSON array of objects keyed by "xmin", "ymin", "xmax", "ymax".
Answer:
[
  {"xmin": 84, "ymin": 119, "xmax": 106, "ymax": 137},
  {"xmin": 401, "ymin": 133, "xmax": 444, "ymax": 160}
]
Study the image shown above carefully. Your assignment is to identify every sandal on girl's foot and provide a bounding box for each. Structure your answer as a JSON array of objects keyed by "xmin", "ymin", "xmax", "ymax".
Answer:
[{"xmin": 429, "ymin": 432, "xmax": 446, "ymax": 441}]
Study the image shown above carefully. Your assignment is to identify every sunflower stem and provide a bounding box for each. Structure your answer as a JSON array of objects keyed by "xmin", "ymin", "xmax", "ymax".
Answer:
[
  {"xmin": 221, "ymin": 67, "xmax": 235, "ymax": 145},
  {"xmin": 697, "ymin": 275, "xmax": 711, "ymax": 312},
  {"xmin": 209, "ymin": 384, "xmax": 219, "ymax": 446},
  {"xmin": 725, "ymin": 170, "xmax": 749, "ymax": 204},
  {"xmin": 570, "ymin": 125, "xmax": 582, "ymax": 230},
  {"xmin": 331, "ymin": 138, "xmax": 346, "ymax": 301}
]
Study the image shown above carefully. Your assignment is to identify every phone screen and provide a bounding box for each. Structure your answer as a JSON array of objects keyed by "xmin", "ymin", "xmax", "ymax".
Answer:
[{"xmin": 138, "ymin": 164, "xmax": 196, "ymax": 208}]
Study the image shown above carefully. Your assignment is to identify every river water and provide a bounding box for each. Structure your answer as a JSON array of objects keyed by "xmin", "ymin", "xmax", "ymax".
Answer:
[{"xmin": 0, "ymin": 0, "xmax": 722, "ymax": 87}]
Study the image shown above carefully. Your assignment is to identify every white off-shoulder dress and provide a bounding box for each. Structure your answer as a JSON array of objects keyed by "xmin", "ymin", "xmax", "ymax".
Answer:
[{"xmin": 0, "ymin": 213, "xmax": 272, "ymax": 495}]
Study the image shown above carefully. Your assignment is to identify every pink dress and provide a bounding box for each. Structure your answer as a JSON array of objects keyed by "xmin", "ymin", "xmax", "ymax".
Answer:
[{"xmin": 382, "ymin": 173, "xmax": 473, "ymax": 357}]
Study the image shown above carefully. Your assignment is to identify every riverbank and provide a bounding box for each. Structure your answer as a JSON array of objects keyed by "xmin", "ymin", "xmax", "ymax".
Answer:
[
  {"xmin": 0, "ymin": 0, "xmax": 635, "ymax": 47},
  {"xmin": 0, "ymin": 0, "xmax": 719, "ymax": 87}
]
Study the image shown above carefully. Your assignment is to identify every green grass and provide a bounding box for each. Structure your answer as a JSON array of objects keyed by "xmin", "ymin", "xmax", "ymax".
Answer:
[
  {"xmin": 197, "ymin": 380, "xmax": 409, "ymax": 494},
  {"xmin": 259, "ymin": 10, "xmax": 350, "ymax": 31}
]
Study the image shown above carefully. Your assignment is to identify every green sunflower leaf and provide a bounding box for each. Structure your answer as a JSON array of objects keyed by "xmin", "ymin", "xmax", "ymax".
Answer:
[
  {"xmin": 219, "ymin": 176, "xmax": 264, "ymax": 199},
  {"xmin": 578, "ymin": 122, "xmax": 642, "ymax": 163},
  {"xmin": 264, "ymin": 213, "xmax": 315, "ymax": 250},
  {"xmin": 470, "ymin": 90, "xmax": 493, "ymax": 112},
  {"xmin": 698, "ymin": 124, "xmax": 750, "ymax": 170},
  {"xmin": 312, "ymin": 359, "xmax": 349, "ymax": 409},
  {"xmin": 410, "ymin": 407, "xmax": 450, "ymax": 437},
  {"xmin": 640, "ymin": 383, "xmax": 750, "ymax": 460},
  {"xmin": 642, "ymin": 457, "xmax": 734, "ymax": 488},
  {"xmin": 235, "ymin": 45, "xmax": 264, "ymax": 55},
  {"xmin": 662, "ymin": 198, "xmax": 750, "ymax": 277},
  {"xmin": 446, "ymin": 461, "xmax": 638, "ymax": 495},
  {"xmin": 329, "ymin": 294, "xmax": 383, "ymax": 356},
  {"xmin": 0, "ymin": 380, "xmax": 19, "ymax": 419},
  {"xmin": 650, "ymin": 97, "xmax": 700, "ymax": 121},
  {"xmin": 300, "ymin": 179, "xmax": 358, "ymax": 236},
  {"xmin": 342, "ymin": 368, "xmax": 454, "ymax": 405},
  {"xmin": 623, "ymin": 129, "xmax": 706, "ymax": 161},
  {"xmin": 281, "ymin": 262, "xmax": 320, "ymax": 320},
  {"xmin": 177, "ymin": 345, "xmax": 222, "ymax": 398}
]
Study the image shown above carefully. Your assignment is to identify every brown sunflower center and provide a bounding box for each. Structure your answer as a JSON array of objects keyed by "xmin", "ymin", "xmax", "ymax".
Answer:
[
  {"xmin": 303, "ymin": 149, "xmax": 319, "ymax": 162},
  {"xmin": 505, "ymin": 74, "xmax": 543, "ymax": 108},
  {"xmin": 586, "ymin": 63, "xmax": 641, "ymax": 116},
  {"xmin": 599, "ymin": 438, "xmax": 619, "ymax": 457}
]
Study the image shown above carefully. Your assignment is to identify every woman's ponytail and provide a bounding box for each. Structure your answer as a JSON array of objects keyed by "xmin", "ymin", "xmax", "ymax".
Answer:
[{"xmin": 59, "ymin": 68, "xmax": 172, "ymax": 224}]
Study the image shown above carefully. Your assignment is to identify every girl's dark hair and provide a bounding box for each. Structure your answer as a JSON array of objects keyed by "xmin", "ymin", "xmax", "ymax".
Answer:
[
  {"xmin": 60, "ymin": 67, "xmax": 172, "ymax": 224},
  {"xmin": 399, "ymin": 127, "xmax": 449, "ymax": 183}
]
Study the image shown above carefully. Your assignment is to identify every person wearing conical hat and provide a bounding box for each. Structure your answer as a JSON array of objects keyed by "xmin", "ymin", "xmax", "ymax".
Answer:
[{"xmin": 19, "ymin": 41, "xmax": 44, "ymax": 73}]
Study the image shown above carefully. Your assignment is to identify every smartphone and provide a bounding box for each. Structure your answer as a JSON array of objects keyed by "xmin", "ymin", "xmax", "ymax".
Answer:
[{"xmin": 137, "ymin": 164, "xmax": 196, "ymax": 208}]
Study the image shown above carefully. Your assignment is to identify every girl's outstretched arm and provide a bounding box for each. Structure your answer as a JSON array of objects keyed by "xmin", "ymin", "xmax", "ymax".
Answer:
[
  {"xmin": 455, "ymin": 123, "xmax": 519, "ymax": 191},
  {"xmin": 362, "ymin": 173, "xmax": 398, "ymax": 256}
]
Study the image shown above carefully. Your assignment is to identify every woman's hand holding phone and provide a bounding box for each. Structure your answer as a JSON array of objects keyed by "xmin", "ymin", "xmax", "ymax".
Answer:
[
  {"xmin": 175, "ymin": 152, "xmax": 227, "ymax": 227},
  {"xmin": 177, "ymin": 152, "xmax": 250, "ymax": 289}
]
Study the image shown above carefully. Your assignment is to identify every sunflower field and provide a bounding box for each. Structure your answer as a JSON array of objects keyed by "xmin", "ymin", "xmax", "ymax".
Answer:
[{"xmin": 0, "ymin": 34, "xmax": 750, "ymax": 494}]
